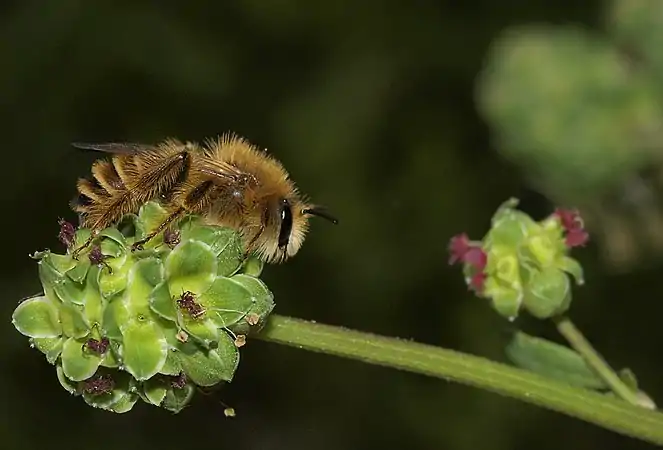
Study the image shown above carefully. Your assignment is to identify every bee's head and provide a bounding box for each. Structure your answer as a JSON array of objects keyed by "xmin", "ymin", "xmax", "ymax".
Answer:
[{"xmin": 254, "ymin": 196, "xmax": 338, "ymax": 264}]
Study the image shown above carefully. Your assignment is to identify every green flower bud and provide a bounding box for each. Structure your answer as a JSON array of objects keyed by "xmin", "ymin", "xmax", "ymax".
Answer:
[
  {"xmin": 450, "ymin": 199, "xmax": 587, "ymax": 321},
  {"xmin": 12, "ymin": 201, "xmax": 275, "ymax": 414}
]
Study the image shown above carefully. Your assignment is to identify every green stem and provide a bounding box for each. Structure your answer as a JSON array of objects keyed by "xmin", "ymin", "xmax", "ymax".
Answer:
[
  {"xmin": 554, "ymin": 315, "xmax": 643, "ymax": 406},
  {"xmin": 256, "ymin": 314, "xmax": 663, "ymax": 446}
]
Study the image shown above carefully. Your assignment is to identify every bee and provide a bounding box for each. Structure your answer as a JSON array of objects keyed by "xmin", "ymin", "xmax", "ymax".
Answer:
[{"xmin": 70, "ymin": 133, "xmax": 337, "ymax": 263}]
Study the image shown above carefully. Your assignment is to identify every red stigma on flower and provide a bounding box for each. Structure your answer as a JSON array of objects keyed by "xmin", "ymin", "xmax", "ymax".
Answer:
[
  {"xmin": 88, "ymin": 245, "xmax": 105, "ymax": 265},
  {"xmin": 85, "ymin": 337, "xmax": 109, "ymax": 354},
  {"xmin": 448, "ymin": 233, "xmax": 470, "ymax": 264},
  {"xmin": 553, "ymin": 208, "xmax": 589, "ymax": 248},
  {"xmin": 177, "ymin": 291, "xmax": 205, "ymax": 319},
  {"xmin": 170, "ymin": 372, "xmax": 187, "ymax": 389},
  {"xmin": 469, "ymin": 272, "xmax": 487, "ymax": 292},
  {"xmin": 464, "ymin": 247, "xmax": 487, "ymax": 271},
  {"xmin": 449, "ymin": 233, "xmax": 488, "ymax": 294},
  {"xmin": 82, "ymin": 373, "xmax": 114, "ymax": 396},
  {"xmin": 448, "ymin": 234, "xmax": 487, "ymax": 269},
  {"xmin": 57, "ymin": 219, "xmax": 76, "ymax": 248}
]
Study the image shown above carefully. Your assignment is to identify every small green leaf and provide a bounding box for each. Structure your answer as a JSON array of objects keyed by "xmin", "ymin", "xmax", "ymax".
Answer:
[
  {"xmin": 98, "ymin": 256, "xmax": 131, "ymax": 298},
  {"xmin": 484, "ymin": 278, "xmax": 522, "ymax": 320},
  {"xmin": 60, "ymin": 302, "xmax": 89, "ymax": 339},
  {"xmin": 99, "ymin": 228, "xmax": 127, "ymax": 247},
  {"xmin": 160, "ymin": 350, "xmax": 183, "ymax": 375},
  {"xmin": 126, "ymin": 258, "xmax": 164, "ymax": 317},
  {"xmin": 66, "ymin": 259, "xmax": 91, "ymax": 283},
  {"xmin": 102, "ymin": 294, "xmax": 129, "ymax": 340},
  {"xmin": 199, "ymin": 276, "xmax": 253, "ymax": 328},
  {"xmin": 557, "ymin": 256, "xmax": 584, "ymax": 285},
  {"xmin": 61, "ymin": 337, "xmax": 103, "ymax": 381},
  {"xmin": 143, "ymin": 379, "xmax": 168, "ymax": 406},
  {"xmin": 149, "ymin": 282, "xmax": 177, "ymax": 322},
  {"xmin": 54, "ymin": 276, "xmax": 86, "ymax": 305},
  {"xmin": 523, "ymin": 268, "xmax": 571, "ymax": 319},
  {"xmin": 227, "ymin": 274, "xmax": 275, "ymax": 334},
  {"xmin": 121, "ymin": 320, "xmax": 168, "ymax": 381},
  {"xmin": 162, "ymin": 383, "xmax": 195, "ymax": 413},
  {"xmin": 506, "ymin": 331, "xmax": 608, "ymax": 390},
  {"xmin": 240, "ymin": 256, "xmax": 264, "ymax": 277},
  {"xmin": 486, "ymin": 199, "xmax": 539, "ymax": 247},
  {"xmin": 165, "ymin": 240, "xmax": 217, "ymax": 294},
  {"xmin": 38, "ymin": 261, "xmax": 61, "ymax": 302},
  {"xmin": 526, "ymin": 233, "xmax": 562, "ymax": 268},
  {"xmin": 178, "ymin": 314, "xmax": 219, "ymax": 349},
  {"xmin": 82, "ymin": 266, "xmax": 104, "ymax": 327},
  {"xmin": 100, "ymin": 239, "xmax": 124, "ymax": 259},
  {"xmin": 100, "ymin": 343, "xmax": 121, "ymax": 368},
  {"xmin": 177, "ymin": 333, "xmax": 239, "ymax": 386},
  {"xmin": 31, "ymin": 337, "xmax": 63, "ymax": 364},
  {"xmin": 12, "ymin": 295, "xmax": 62, "ymax": 338},
  {"xmin": 56, "ymin": 364, "xmax": 79, "ymax": 395},
  {"xmin": 138, "ymin": 202, "xmax": 170, "ymax": 235},
  {"xmin": 110, "ymin": 393, "xmax": 139, "ymax": 413},
  {"xmin": 46, "ymin": 253, "xmax": 77, "ymax": 274},
  {"xmin": 74, "ymin": 229, "xmax": 91, "ymax": 248}
]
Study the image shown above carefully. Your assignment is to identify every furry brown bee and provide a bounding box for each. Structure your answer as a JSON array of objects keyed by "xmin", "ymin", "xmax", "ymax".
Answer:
[{"xmin": 70, "ymin": 133, "xmax": 337, "ymax": 263}]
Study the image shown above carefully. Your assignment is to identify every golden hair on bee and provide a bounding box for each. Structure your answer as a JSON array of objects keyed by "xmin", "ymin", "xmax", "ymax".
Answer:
[{"xmin": 70, "ymin": 133, "xmax": 337, "ymax": 263}]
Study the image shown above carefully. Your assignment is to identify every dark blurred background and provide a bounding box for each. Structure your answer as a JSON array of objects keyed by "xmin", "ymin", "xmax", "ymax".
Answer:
[{"xmin": 3, "ymin": 1, "xmax": 662, "ymax": 449}]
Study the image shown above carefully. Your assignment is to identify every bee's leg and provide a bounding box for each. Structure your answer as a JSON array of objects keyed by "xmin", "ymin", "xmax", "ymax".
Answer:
[
  {"xmin": 71, "ymin": 230, "xmax": 100, "ymax": 260},
  {"xmin": 133, "ymin": 180, "xmax": 216, "ymax": 252},
  {"xmin": 242, "ymin": 226, "xmax": 264, "ymax": 260},
  {"xmin": 131, "ymin": 207, "xmax": 186, "ymax": 252}
]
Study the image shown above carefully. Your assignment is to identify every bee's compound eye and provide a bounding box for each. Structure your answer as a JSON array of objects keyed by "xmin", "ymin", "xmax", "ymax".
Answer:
[{"xmin": 277, "ymin": 198, "xmax": 293, "ymax": 248}]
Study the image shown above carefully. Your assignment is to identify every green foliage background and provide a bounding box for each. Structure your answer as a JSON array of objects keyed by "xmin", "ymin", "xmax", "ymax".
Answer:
[{"xmin": 1, "ymin": 1, "xmax": 660, "ymax": 449}]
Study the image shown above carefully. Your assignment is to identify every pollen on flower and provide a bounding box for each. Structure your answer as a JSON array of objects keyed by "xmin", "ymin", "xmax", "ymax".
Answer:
[
  {"xmin": 57, "ymin": 219, "xmax": 76, "ymax": 248},
  {"xmin": 554, "ymin": 208, "xmax": 589, "ymax": 248}
]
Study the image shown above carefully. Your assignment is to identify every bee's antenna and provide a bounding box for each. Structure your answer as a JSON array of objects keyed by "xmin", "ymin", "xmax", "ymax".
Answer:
[{"xmin": 303, "ymin": 206, "xmax": 338, "ymax": 225}]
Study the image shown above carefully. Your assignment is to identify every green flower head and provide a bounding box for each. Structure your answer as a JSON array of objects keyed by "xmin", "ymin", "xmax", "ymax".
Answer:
[{"xmin": 12, "ymin": 202, "xmax": 275, "ymax": 413}]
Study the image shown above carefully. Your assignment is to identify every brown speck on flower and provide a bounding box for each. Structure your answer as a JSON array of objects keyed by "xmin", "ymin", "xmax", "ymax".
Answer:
[
  {"xmin": 58, "ymin": 219, "xmax": 76, "ymax": 249},
  {"xmin": 554, "ymin": 208, "xmax": 589, "ymax": 248},
  {"xmin": 246, "ymin": 313, "xmax": 260, "ymax": 326},
  {"xmin": 163, "ymin": 228, "xmax": 181, "ymax": 248},
  {"xmin": 234, "ymin": 335, "xmax": 246, "ymax": 348},
  {"xmin": 176, "ymin": 330, "xmax": 189, "ymax": 343},
  {"xmin": 82, "ymin": 373, "xmax": 114, "ymax": 396}
]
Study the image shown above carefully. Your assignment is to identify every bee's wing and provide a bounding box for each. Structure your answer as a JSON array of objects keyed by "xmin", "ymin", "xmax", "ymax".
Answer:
[{"xmin": 71, "ymin": 142, "xmax": 157, "ymax": 154}]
